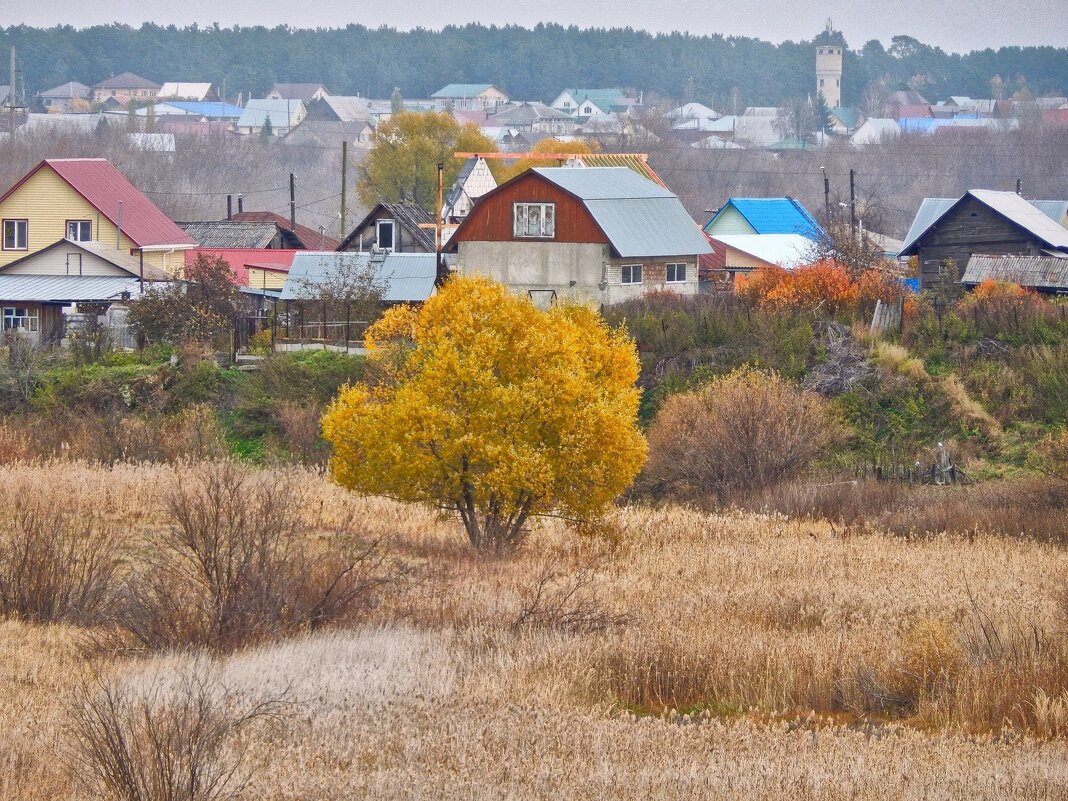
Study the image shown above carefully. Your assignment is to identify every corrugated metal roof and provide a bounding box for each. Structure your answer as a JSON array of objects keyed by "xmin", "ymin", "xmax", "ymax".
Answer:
[
  {"xmin": 969, "ymin": 190, "xmax": 1068, "ymax": 248},
  {"xmin": 431, "ymin": 84, "xmax": 499, "ymax": 98},
  {"xmin": 706, "ymin": 198, "xmax": 823, "ymax": 239},
  {"xmin": 280, "ymin": 251, "xmax": 437, "ymax": 303},
  {"xmin": 0, "ymin": 238, "xmax": 171, "ymax": 281},
  {"xmin": 0, "ymin": 274, "xmax": 158, "ymax": 302},
  {"xmin": 0, "ymin": 159, "xmax": 197, "ymax": 248},
  {"xmin": 902, "ymin": 194, "xmax": 1068, "ymax": 254},
  {"xmin": 157, "ymin": 83, "xmax": 213, "ymax": 100},
  {"xmin": 532, "ymin": 167, "xmax": 673, "ymax": 200},
  {"xmin": 39, "ymin": 81, "xmax": 91, "ymax": 99},
  {"xmin": 711, "ymin": 234, "xmax": 814, "ymax": 270},
  {"xmin": 962, "ymin": 254, "xmax": 1068, "ymax": 290}
]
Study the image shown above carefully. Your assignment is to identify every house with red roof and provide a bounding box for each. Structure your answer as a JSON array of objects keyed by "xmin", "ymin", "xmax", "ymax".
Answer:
[
  {"xmin": 184, "ymin": 248, "xmax": 299, "ymax": 290},
  {"xmin": 0, "ymin": 158, "xmax": 196, "ymax": 276}
]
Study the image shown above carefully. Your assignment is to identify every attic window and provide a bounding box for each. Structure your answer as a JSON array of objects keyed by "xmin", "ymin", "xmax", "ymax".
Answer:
[
  {"xmin": 513, "ymin": 203, "xmax": 556, "ymax": 238},
  {"xmin": 376, "ymin": 219, "xmax": 395, "ymax": 250}
]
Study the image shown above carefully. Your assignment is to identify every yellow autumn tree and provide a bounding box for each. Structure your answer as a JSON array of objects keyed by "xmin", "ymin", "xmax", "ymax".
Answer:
[
  {"xmin": 321, "ymin": 277, "xmax": 647, "ymax": 551},
  {"xmin": 357, "ymin": 111, "xmax": 497, "ymax": 213}
]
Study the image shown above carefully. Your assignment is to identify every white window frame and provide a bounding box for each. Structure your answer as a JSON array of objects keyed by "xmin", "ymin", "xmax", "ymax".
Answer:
[
  {"xmin": 512, "ymin": 202, "xmax": 556, "ymax": 239},
  {"xmin": 376, "ymin": 218, "xmax": 395, "ymax": 251},
  {"xmin": 2, "ymin": 219, "xmax": 27, "ymax": 251},
  {"xmin": 666, "ymin": 263, "xmax": 687, "ymax": 283},
  {"xmin": 621, "ymin": 264, "xmax": 643, "ymax": 285},
  {"xmin": 67, "ymin": 219, "xmax": 92, "ymax": 241},
  {"xmin": 3, "ymin": 306, "xmax": 39, "ymax": 333}
]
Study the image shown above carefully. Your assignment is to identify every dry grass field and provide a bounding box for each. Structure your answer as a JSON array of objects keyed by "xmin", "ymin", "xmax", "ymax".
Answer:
[{"xmin": 2, "ymin": 460, "xmax": 1068, "ymax": 799}]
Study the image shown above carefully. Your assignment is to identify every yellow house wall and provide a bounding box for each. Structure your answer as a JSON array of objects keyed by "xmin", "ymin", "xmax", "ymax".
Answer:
[
  {"xmin": 0, "ymin": 166, "xmax": 183, "ymax": 275},
  {"xmin": 723, "ymin": 247, "xmax": 777, "ymax": 271},
  {"xmin": 247, "ymin": 267, "xmax": 288, "ymax": 290}
]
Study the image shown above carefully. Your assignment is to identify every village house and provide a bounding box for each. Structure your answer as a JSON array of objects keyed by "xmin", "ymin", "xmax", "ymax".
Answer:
[
  {"xmin": 184, "ymin": 248, "xmax": 299, "ymax": 292},
  {"xmin": 280, "ymin": 251, "xmax": 439, "ymax": 306},
  {"xmin": 91, "ymin": 72, "xmax": 160, "ymax": 103},
  {"xmin": 441, "ymin": 157, "xmax": 498, "ymax": 224},
  {"xmin": 0, "ymin": 238, "xmax": 169, "ymax": 343},
  {"xmin": 431, "ymin": 84, "xmax": 510, "ymax": 112},
  {"xmin": 0, "ymin": 158, "xmax": 196, "ymax": 276},
  {"xmin": 703, "ymin": 197, "xmax": 824, "ymax": 240},
  {"xmin": 37, "ymin": 81, "xmax": 92, "ymax": 113},
  {"xmin": 267, "ymin": 83, "xmax": 331, "ymax": 103},
  {"xmin": 490, "ymin": 102, "xmax": 578, "ymax": 136},
  {"xmin": 338, "ymin": 203, "xmax": 437, "ymax": 254},
  {"xmin": 899, "ymin": 190, "xmax": 1068, "ymax": 289},
  {"xmin": 447, "ymin": 167, "xmax": 710, "ymax": 305},
  {"xmin": 236, "ymin": 99, "xmax": 306, "ymax": 136},
  {"xmin": 225, "ymin": 211, "xmax": 340, "ymax": 251}
]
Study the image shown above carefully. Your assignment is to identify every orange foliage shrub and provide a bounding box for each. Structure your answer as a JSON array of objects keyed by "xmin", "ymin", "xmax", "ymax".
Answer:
[
  {"xmin": 739, "ymin": 261, "xmax": 907, "ymax": 317},
  {"xmin": 969, "ymin": 279, "xmax": 1033, "ymax": 301}
]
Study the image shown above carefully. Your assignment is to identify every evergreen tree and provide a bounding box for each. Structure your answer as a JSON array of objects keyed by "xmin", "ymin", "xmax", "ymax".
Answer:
[
  {"xmin": 260, "ymin": 113, "xmax": 273, "ymax": 140},
  {"xmin": 390, "ymin": 87, "xmax": 403, "ymax": 114},
  {"xmin": 814, "ymin": 92, "xmax": 833, "ymax": 135}
]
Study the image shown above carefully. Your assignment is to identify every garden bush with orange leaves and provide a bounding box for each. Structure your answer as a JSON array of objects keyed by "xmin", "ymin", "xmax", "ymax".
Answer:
[{"xmin": 739, "ymin": 261, "xmax": 906, "ymax": 318}]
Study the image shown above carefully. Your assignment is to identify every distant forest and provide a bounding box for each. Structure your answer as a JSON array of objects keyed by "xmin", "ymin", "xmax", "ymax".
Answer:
[{"xmin": 2, "ymin": 23, "xmax": 1067, "ymax": 108}]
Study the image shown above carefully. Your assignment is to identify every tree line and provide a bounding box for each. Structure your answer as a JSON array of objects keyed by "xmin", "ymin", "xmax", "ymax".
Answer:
[{"xmin": 3, "ymin": 23, "xmax": 1067, "ymax": 110}]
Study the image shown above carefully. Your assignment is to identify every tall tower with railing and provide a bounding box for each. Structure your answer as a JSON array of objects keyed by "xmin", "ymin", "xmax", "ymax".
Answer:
[{"xmin": 815, "ymin": 20, "xmax": 843, "ymax": 108}]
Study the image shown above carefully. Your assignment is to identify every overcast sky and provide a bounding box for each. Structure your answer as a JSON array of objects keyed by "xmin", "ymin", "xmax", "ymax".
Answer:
[{"xmin": 5, "ymin": 0, "xmax": 1066, "ymax": 53}]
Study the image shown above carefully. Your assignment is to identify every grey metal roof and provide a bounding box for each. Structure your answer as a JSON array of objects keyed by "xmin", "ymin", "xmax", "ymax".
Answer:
[
  {"xmin": 0, "ymin": 275, "xmax": 157, "ymax": 302},
  {"xmin": 902, "ymin": 195, "xmax": 1068, "ymax": 253},
  {"xmin": 532, "ymin": 168, "xmax": 711, "ymax": 258},
  {"xmin": 533, "ymin": 167, "xmax": 674, "ymax": 200},
  {"xmin": 962, "ymin": 254, "xmax": 1068, "ymax": 290},
  {"xmin": 280, "ymin": 251, "xmax": 437, "ymax": 303},
  {"xmin": 178, "ymin": 221, "xmax": 278, "ymax": 248}
]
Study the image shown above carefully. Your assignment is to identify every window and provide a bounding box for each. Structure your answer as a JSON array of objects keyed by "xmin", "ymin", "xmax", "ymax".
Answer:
[
  {"xmin": 513, "ymin": 203, "xmax": 555, "ymax": 238},
  {"xmin": 2, "ymin": 219, "xmax": 27, "ymax": 250},
  {"xmin": 66, "ymin": 220, "xmax": 91, "ymax": 241},
  {"xmin": 819, "ymin": 78, "xmax": 825, "ymax": 88},
  {"xmin": 621, "ymin": 264, "xmax": 643, "ymax": 285},
  {"xmin": 3, "ymin": 307, "xmax": 39, "ymax": 333},
  {"xmin": 666, "ymin": 263, "xmax": 687, "ymax": 283},
  {"xmin": 376, "ymin": 219, "xmax": 395, "ymax": 250}
]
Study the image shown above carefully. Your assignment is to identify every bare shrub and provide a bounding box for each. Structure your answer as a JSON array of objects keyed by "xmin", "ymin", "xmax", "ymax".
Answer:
[
  {"xmin": 0, "ymin": 499, "xmax": 120, "ymax": 624},
  {"xmin": 511, "ymin": 558, "xmax": 629, "ymax": 634},
  {"xmin": 108, "ymin": 461, "xmax": 390, "ymax": 651},
  {"xmin": 272, "ymin": 401, "xmax": 329, "ymax": 467},
  {"xmin": 68, "ymin": 661, "xmax": 290, "ymax": 801},
  {"xmin": 642, "ymin": 367, "xmax": 837, "ymax": 501}
]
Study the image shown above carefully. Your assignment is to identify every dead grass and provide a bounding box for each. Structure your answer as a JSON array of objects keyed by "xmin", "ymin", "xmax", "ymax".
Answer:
[{"xmin": 2, "ymin": 461, "xmax": 1068, "ymax": 798}]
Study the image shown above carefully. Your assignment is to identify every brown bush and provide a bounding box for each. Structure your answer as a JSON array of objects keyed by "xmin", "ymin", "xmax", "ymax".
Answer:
[
  {"xmin": 107, "ymin": 461, "xmax": 390, "ymax": 652},
  {"xmin": 0, "ymin": 499, "xmax": 120, "ymax": 624},
  {"xmin": 271, "ymin": 401, "xmax": 329, "ymax": 467},
  {"xmin": 68, "ymin": 661, "xmax": 289, "ymax": 801},
  {"xmin": 642, "ymin": 367, "xmax": 838, "ymax": 501}
]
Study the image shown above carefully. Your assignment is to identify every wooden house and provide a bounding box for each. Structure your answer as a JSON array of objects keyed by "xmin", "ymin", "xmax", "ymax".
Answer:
[
  {"xmin": 0, "ymin": 238, "xmax": 170, "ymax": 343},
  {"xmin": 899, "ymin": 191, "xmax": 1068, "ymax": 289},
  {"xmin": 446, "ymin": 167, "xmax": 710, "ymax": 305},
  {"xmin": 338, "ymin": 203, "xmax": 436, "ymax": 254},
  {"xmin": 0, "ymin": 158, "xmax": 197, "ymax": 275}
]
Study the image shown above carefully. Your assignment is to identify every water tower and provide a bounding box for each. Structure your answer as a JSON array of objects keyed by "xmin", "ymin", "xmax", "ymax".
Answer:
[{"xmin": 815, "ymin": 20, "xmax": 843, "ymax": 108}]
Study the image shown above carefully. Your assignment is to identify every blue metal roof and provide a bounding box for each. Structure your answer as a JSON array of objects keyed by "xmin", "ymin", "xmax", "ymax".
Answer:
[
  {"xmin": 705, "ymin": 198, "xmax": 824, "ymax": 239},
  {"xmin": 165, "ymin": 101, "xmax": 245, "ymax": 118},
  {"xmin": 279, "ymin": 251, "xmax": 437, "ymax": 303}
]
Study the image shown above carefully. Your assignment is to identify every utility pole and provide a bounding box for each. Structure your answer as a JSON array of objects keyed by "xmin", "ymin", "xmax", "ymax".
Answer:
[
  {"xmin": 340, "ymin": 141, "xmax": 348, "ymax": 237},
  {"xmin": 435, "ymin": 162, "xmax": 444, "ymax": 282},
  {"xmin": 8, "ymin": 47, "xmax": 15, "ymax": 140},
  {"xmin": 820, "ymin": 166, "xmax": 830, "ymax": 223},
  {"xmin": 289, "ymin": 173, "xmax": 296, "ymax": 231},
  {"xmin": 1016, "ymin": 178, "xmax": 1023, "ymax": 195},
  {"xmin": 848, "ymin": 168, "xmax": 857, "ymax": 242}
]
